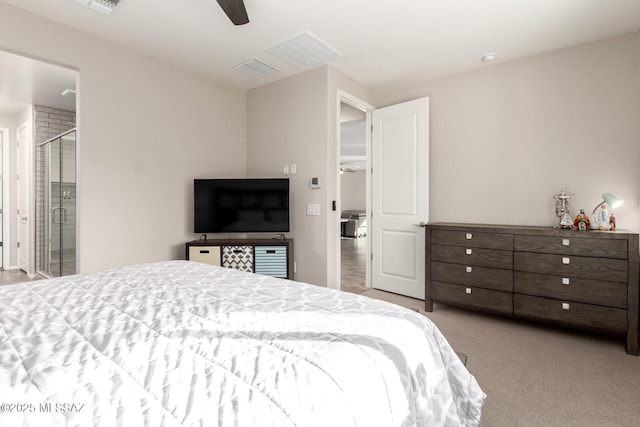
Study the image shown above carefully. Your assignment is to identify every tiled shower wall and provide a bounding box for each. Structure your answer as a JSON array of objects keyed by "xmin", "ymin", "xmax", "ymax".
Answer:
[{"xmin": 35, "ymin": 105, "xmax": 76, "ymax": 274}]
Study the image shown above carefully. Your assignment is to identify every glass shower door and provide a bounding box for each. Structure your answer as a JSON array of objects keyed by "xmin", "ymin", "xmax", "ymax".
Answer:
[{"xmin": 41, "ymin": 130, "xmax": 76, "ymax": 277}]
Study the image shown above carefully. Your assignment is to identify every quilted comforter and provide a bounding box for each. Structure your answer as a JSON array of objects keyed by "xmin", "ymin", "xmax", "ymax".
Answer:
[{"xmin": 0, "ymin": 261, "xmax": 484, "ymax": 426}]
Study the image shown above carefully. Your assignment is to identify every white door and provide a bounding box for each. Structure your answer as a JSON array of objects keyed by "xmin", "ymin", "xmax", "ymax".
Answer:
[
  {"xmin": 371, "ymin": 97, "xmax": 429, "ymax": 299},
  {"xmin": 0, "ymin": 130, "xmax": 3, "ymax": 268},
  {"xmin": 17, "ymin": 124, "xmax": 29, "ymax": 272}
]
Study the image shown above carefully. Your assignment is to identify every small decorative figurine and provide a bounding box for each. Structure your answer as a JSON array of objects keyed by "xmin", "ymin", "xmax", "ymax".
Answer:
[
  {"xmin": 609, "ymin": 213, "xmax": 617, "ymax": 231},
  {"xmin": 554, "ymin": 189, "xmax": 572, "ymax": 229},
  {"xmin": 573, "ymin": 209, "xmax": 590, "ymax": 231},
  {"xmin": 559, "ymin": 212, "xmax": 573, "ymax": 229},
  {"xmin": 598, "ymin": 205, "xmax": 610, "ymax": 231}
]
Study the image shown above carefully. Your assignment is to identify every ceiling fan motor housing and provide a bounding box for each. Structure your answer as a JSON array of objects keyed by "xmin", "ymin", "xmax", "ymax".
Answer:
[{"xmin": 216, "ymin": 0, "xmax": 249, "ymax": 25}]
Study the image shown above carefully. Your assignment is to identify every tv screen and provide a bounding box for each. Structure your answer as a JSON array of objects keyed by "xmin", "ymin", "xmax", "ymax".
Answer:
[{"xmin": 194, "ymin": 178, "xmax": 290, "ymax": 233}]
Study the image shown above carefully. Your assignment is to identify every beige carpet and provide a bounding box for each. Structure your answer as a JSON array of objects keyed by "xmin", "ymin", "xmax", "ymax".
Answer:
[{"xmin": 358, "ymin": 288, "xmax": 640, "ymax": 427}]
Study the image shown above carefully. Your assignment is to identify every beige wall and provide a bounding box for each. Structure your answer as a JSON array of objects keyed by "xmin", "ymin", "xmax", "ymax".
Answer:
[
  {"xmin": 0, "ymin": 3, "xmax": 247, "ymax": 273},
  {"xmin": 376, "ymin": 32, "xmax": 640, "ymax": 232},
  {"xmin": 247, "ymin": 67, "xmax": 329, "ymax": 285},
  {"xmin": 247, "ymin": 66, "xmax": 374, "ymax": 287}
]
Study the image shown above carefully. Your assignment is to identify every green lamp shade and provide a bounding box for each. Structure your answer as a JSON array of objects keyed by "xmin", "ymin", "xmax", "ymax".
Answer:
[{"xmin": 602, "ymin": 193, "xmax": 624, "ymax": 209}]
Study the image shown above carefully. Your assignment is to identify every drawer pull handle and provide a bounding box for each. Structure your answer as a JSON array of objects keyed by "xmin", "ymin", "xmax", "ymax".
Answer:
[
  {"xmin": 562, "ymin": 277, "xmax": 570, "ymax": 285},
  {"xmin": 562, "ymin": 303, "xmax": 570, "ymax": 311},
  {"xmin": 266, "ymin": 250, "xmax": 276, "ymax": 254},
  {"xmin": 466, "ymin": 266, "xmax": 473, "ymax": 273},
  {"xmin": 562, "ymin": 239, "xmax": 570, "ymax": 246},
  {"xmin": 466, "ymin": 233, "xmax": 473, "ymax": 240},
  {"xmin": 465, "ymin": 248, "xmax": 473, "ymax": 255},
  {"xmin": 562, "ymin": 257, "xmax": 570, "ymax": 265},
  {"xmin": 466, "ymin": 288, "xmax": 472, "ymax": 295},
  {"xmin": 199, "ymin": 250, "xmax": 210, "ymax": 254}
]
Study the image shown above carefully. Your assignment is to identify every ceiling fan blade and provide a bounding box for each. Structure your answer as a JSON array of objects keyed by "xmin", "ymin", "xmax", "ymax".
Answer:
[{"xmin": 216, "ymin": 0, "xmax": 249, "ymax": 25}]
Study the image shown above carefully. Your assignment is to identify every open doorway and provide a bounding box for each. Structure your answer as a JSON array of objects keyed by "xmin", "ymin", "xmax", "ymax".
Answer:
[
  {"xmin": 0, "ymin": 49, "xmax": 77, "ymax": 279},
  {"xmin": 339, "ymin": 100, "xmax": 368, "ymax": 294},
  {"xmin": 336, "ymin": 95, "xmax": 429, "ymax": 300}
]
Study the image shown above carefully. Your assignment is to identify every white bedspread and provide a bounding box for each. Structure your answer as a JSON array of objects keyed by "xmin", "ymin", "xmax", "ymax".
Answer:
[{"xmin": 0, "ymin": 261, "xmax": 484, "ymax": 426}]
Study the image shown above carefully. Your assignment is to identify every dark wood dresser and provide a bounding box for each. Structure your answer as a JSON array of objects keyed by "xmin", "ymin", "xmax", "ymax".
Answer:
[{"xmin": 425, "ymin": 223, "xmax": 639, "ymax": 355}]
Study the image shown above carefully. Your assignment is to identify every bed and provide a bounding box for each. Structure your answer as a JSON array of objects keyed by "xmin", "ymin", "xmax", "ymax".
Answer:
[{"xmin": 0, "ymin": 261, "xmax": 485, "ymax": 426}]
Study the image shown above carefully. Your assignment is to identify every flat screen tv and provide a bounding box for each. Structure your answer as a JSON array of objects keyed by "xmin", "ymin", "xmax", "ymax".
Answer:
[{"xmin": 194, "ymin": 178, "xmax": 290, "ymax": 234}]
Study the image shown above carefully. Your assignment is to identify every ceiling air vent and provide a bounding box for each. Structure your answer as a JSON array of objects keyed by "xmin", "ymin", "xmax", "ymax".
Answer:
[
  {"xmin": 266, "ymin": 31, "xmax": 342, "ymax": 70},
  {"xmin": 73, "ymin": 0, "xmax": 123, "ymax": 15},
  {"xmin": 233, "ymin": 58, "xmax": 279, "ymax": 78}
]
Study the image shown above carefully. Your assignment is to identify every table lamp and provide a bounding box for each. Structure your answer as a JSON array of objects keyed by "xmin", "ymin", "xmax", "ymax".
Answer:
[{"xmin": 591, "ymin": 193, "xmax": 623, "ymax": 230}]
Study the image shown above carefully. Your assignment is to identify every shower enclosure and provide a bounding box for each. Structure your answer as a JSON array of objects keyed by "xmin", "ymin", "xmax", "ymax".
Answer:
[{"xmin": 36, "ymin": 129, "xmax": 76, "ymax": 277}]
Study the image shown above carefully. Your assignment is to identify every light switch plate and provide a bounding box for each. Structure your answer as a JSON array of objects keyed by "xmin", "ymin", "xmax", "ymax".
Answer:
[{"xmin": 307, "ymin": 203, "xmax": 320, "ymax": 216}]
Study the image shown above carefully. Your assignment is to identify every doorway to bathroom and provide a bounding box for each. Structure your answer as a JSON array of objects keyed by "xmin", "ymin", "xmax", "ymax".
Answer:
[
  {"xmin": 0, "ymin": 48, "xmax": 77, "ymax": 278},
  {"xmin": 37, "ymin": 129, "xmax": 76, "ymax": 277}
]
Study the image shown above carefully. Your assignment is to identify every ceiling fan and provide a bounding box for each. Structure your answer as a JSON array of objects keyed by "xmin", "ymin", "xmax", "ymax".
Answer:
[
  {"xmin": 340, "ymin": 163, "xmax": 358, "ymax": 173},
  {"xmin": 216, "ymin": 0, "xmax": 250, "ymax": 25}
]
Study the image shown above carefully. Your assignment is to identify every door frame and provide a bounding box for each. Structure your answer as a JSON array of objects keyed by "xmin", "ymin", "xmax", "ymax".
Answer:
[
  {"xmin": 0, "ymin": 126, "xmax": 8, "ymax": 269},
  {"xmin": 16, "ymin": 120, "xmax": 34, "ymax": 275},
  {"xmin": 335, "ymin": 90, "xmax": 375, "ymax": 290}
]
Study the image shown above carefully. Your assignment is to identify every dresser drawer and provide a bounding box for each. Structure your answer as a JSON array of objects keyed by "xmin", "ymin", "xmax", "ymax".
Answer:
[
  {"xmin": 432, "ymin": 281, "xmax": 513, "ymax": 316},
  {"xmin": 514, "ymin": 235, "xmax": 627, "ymax": 259},
  {"xmin": 514, "ymin": 294, "xmax": 627, "ymax": 335},
  {"xmin": 432, "ymin": 244, "xmax": 513, "ymax": 269},
  {"xmin": 431, "ymin": 261, "xmax": 513, "ymax": 292},
  {"xmin": 514, "ymin": 252, "xmax": 627, "ymax": 282},
  {"xmin": 431, "ymin": 229, "xmax": 513, "ymax": 250},
  {"xmin": 514, "ymin": 271, "xmax": 627, "ymax": 308}
]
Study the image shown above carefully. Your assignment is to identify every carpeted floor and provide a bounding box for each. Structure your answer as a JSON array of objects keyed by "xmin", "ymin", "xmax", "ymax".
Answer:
[{"xmin": 356, "ymin": 288, "xmax": 640, "ymax": 427}]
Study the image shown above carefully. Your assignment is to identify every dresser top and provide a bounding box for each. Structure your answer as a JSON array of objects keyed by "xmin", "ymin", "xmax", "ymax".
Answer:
[{"xmin": 428, "ymin": 222, "xmax": 637, "ymax": 239}]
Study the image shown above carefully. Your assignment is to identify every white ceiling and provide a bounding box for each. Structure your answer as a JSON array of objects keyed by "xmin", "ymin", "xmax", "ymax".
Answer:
[
  {"xmin": 0, "ymin": 49, "xmax": 76, "ymax": 115},
  {"xmin": 1, "ymin": 0, "xmax": 639, "ymax": 114}
]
